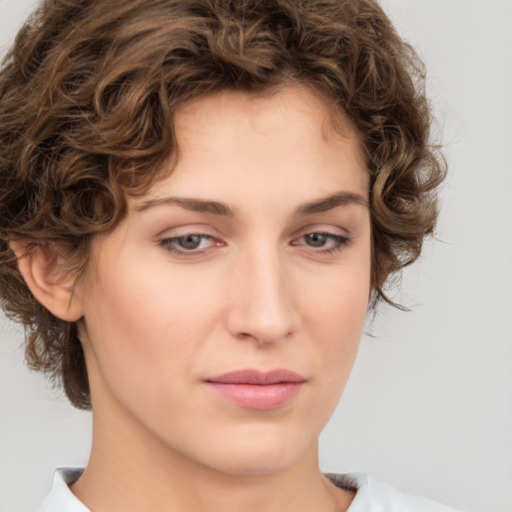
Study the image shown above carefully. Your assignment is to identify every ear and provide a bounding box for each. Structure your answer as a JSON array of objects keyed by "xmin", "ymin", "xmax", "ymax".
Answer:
[{"xmin": 10, "ymin": 241, "xmax": 84, "ymax": 322}]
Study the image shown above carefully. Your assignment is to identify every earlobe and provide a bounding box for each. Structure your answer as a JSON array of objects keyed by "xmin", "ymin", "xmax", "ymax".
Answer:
[{"xmin": 10, "ymin": 241, "xmax": 84, "ymax": 322}]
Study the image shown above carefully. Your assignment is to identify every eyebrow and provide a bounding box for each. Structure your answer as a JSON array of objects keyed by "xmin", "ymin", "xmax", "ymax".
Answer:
[
  {"xmin": 136, "ymin": 196, "xmax": 235, "ymax": 216},
  {"xmin": 294, "ymin": 191, "xmax": 369, "ymax": 216},
  {"xmin": 136, "ymin": 191, "xmax": 368, "ymax": 217}
]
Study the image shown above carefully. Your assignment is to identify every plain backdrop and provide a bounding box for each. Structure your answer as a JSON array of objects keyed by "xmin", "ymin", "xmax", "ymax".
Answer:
[{"xmin": 1, "ymin": 0, "xmax": 511, "ymax": 511}]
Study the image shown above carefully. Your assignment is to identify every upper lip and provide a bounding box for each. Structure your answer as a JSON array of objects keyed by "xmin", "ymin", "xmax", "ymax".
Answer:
[{"xmin": 206, "ymin": 369, "xmax": 306, "ymax": 385}]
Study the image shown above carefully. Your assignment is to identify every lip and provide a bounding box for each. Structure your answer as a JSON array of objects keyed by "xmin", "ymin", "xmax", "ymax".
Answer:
[{"xmin": 204, "ymin": 369, "xmax": 306, "ymax": 410}]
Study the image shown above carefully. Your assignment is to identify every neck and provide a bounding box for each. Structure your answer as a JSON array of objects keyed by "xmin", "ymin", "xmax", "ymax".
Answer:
[{"xmin": 71, "ymin": 412, "xmax": 353, "ymax": 512}]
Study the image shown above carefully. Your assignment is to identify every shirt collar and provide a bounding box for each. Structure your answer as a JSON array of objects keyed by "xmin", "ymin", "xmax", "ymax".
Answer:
[{"xmin": 37, "ymin": 468, "xmax": 89, "ymax": 512}]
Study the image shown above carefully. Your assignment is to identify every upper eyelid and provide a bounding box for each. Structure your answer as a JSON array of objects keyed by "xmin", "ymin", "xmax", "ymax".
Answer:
[
  {"xmin": 157, "ymin": 225, "xmax": 351, "ymax": 240},
  {"xmin": 152, "ymin": 214, "xmax": 353, "ymax": 236},
  {"xmin": 290, "ymin": 223, "xmax": 351, "ymax": 239},
  {"xmin": 155, "ymin": 224, "xmax": 223, "ymax": 239},
  {"xmin": 158, "ymin": 228, "xmax": 348, "ymax": 239}
]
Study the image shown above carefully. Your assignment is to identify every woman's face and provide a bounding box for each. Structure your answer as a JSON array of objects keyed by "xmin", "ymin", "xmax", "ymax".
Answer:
[{"xmin": 77, "ymin": 86, "xmax": 371, "ymax": 475}]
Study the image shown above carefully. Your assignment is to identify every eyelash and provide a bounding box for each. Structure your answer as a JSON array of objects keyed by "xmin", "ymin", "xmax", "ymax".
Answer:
[
  {"xmin": 159, "ymin": 234, "xmax": 218, "ymax": 256},
  {"xmin": 159, "ymin": 231, "xmax": 351, "ymax": 257},
  {"xmin": 291, "ymin": 232, "xmax": 351, "ymax": 254}
]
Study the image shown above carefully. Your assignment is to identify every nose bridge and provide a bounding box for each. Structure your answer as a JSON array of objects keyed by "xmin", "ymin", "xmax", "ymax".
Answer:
[{"xmin": 227, "ymin": 238, "xmax": 296, "ymax": 344}]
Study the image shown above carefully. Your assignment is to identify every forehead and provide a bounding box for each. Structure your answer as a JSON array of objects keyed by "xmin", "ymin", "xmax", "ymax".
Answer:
[
  {"xmin": 175, "ymin": 85, "xmax": 361, "ymax": 151},
  {"xmin": 140, "ymin": 86, "xmax": 369, "ymax": 203}
]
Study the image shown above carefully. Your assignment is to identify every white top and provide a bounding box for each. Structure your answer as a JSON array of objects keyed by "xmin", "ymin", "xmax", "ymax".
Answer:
[{"xmin": 38, "ymin": 468, "xmax": 458, "ymax": 512}]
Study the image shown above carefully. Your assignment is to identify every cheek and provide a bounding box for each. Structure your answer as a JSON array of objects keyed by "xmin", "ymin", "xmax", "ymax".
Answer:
[
  {"xmin": 79, "ymin": 259, "xmax": 212, "ymax": 422},
  {"xmin": 301, "ymin": 260, "xmax": 370, "ymax": 331},
  {"xmin": 81, "ymin": 253, "xmax": 225, "ymax": 374},
  {"xmin": 298, "ymin": 264, "xmax": 370, "ymax": 380}
]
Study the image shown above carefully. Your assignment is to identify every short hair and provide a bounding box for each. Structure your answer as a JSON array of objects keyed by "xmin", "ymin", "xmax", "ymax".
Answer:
[{"xmin": 0, "ymin": 0, "xmax": 445, "ymax": 409}]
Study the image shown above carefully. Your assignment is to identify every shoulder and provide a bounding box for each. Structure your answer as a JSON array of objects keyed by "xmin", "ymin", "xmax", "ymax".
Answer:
[
  {"xmin": 37, "ymin": 468, "xmax": 88, "ymax": 512},
  {"xmin": 326, "ymin": 472, "xmax": 460, "ymax": 512}
]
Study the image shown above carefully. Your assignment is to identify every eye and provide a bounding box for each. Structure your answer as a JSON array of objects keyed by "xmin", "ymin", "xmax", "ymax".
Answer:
[
  {"xmin": 159, "ymin": 233, "xmax": 219, "ymax": 255},
  {"xmin": 292, "ymin": 231, "xmax": 350, "ymax": 254}
]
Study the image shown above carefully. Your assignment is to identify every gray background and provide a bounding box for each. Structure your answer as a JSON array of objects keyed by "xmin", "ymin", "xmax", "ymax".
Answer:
[{"xmin": 1, "ymin": 0, "xmax": 511, "ymax": 510}]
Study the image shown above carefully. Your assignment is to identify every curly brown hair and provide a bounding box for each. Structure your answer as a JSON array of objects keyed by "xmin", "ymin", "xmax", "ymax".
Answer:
[{"xmin": 0, "ymin": 0, "xmax": 445, "ymax": 409}]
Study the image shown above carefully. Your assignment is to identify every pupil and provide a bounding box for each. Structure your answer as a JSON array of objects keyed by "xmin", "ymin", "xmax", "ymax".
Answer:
[
  {"xmin": 306, "ymin": 233, "xmax": 327, "ymax": 247},
  {"xmin": 179, "ymin": 235, "xmax": 202, "ymax": 250}
]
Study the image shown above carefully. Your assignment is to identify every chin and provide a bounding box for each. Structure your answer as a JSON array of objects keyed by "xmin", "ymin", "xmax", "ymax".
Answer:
[
  {"xmin": 207, "ymin": 452, "xmax": 304, "ymax": 476},
  {"xmin": 192, "ymin": 428, "xmax": 317, "ymax": 476}
]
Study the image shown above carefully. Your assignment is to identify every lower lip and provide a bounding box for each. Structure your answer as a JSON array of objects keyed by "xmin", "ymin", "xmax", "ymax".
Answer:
[{"xmin": 205, "ymin": 382, "xmax": 304, "ymax": 410}]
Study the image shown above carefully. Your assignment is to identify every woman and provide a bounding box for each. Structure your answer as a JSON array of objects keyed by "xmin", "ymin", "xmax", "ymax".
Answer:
[{"xmin": 0, "ymin": 0, "xmax": 456, "ymax": 510}]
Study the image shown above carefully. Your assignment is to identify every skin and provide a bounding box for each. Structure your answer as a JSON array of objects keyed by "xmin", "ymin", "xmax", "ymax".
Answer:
[{"xmin": 23, "ymin": 85, "xmax": 372, "ymax": 511}]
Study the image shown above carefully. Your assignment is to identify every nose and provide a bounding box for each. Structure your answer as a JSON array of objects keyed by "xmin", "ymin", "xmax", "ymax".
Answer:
[{"xmin": 225, "ymin": 244, "xmax": 298, "ymax": 346}]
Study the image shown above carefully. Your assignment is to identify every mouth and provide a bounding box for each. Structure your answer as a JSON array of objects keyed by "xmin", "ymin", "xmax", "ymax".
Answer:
[{"xmin": 204, "ymin": 369, "xmax": 307, "ymax": 410}]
